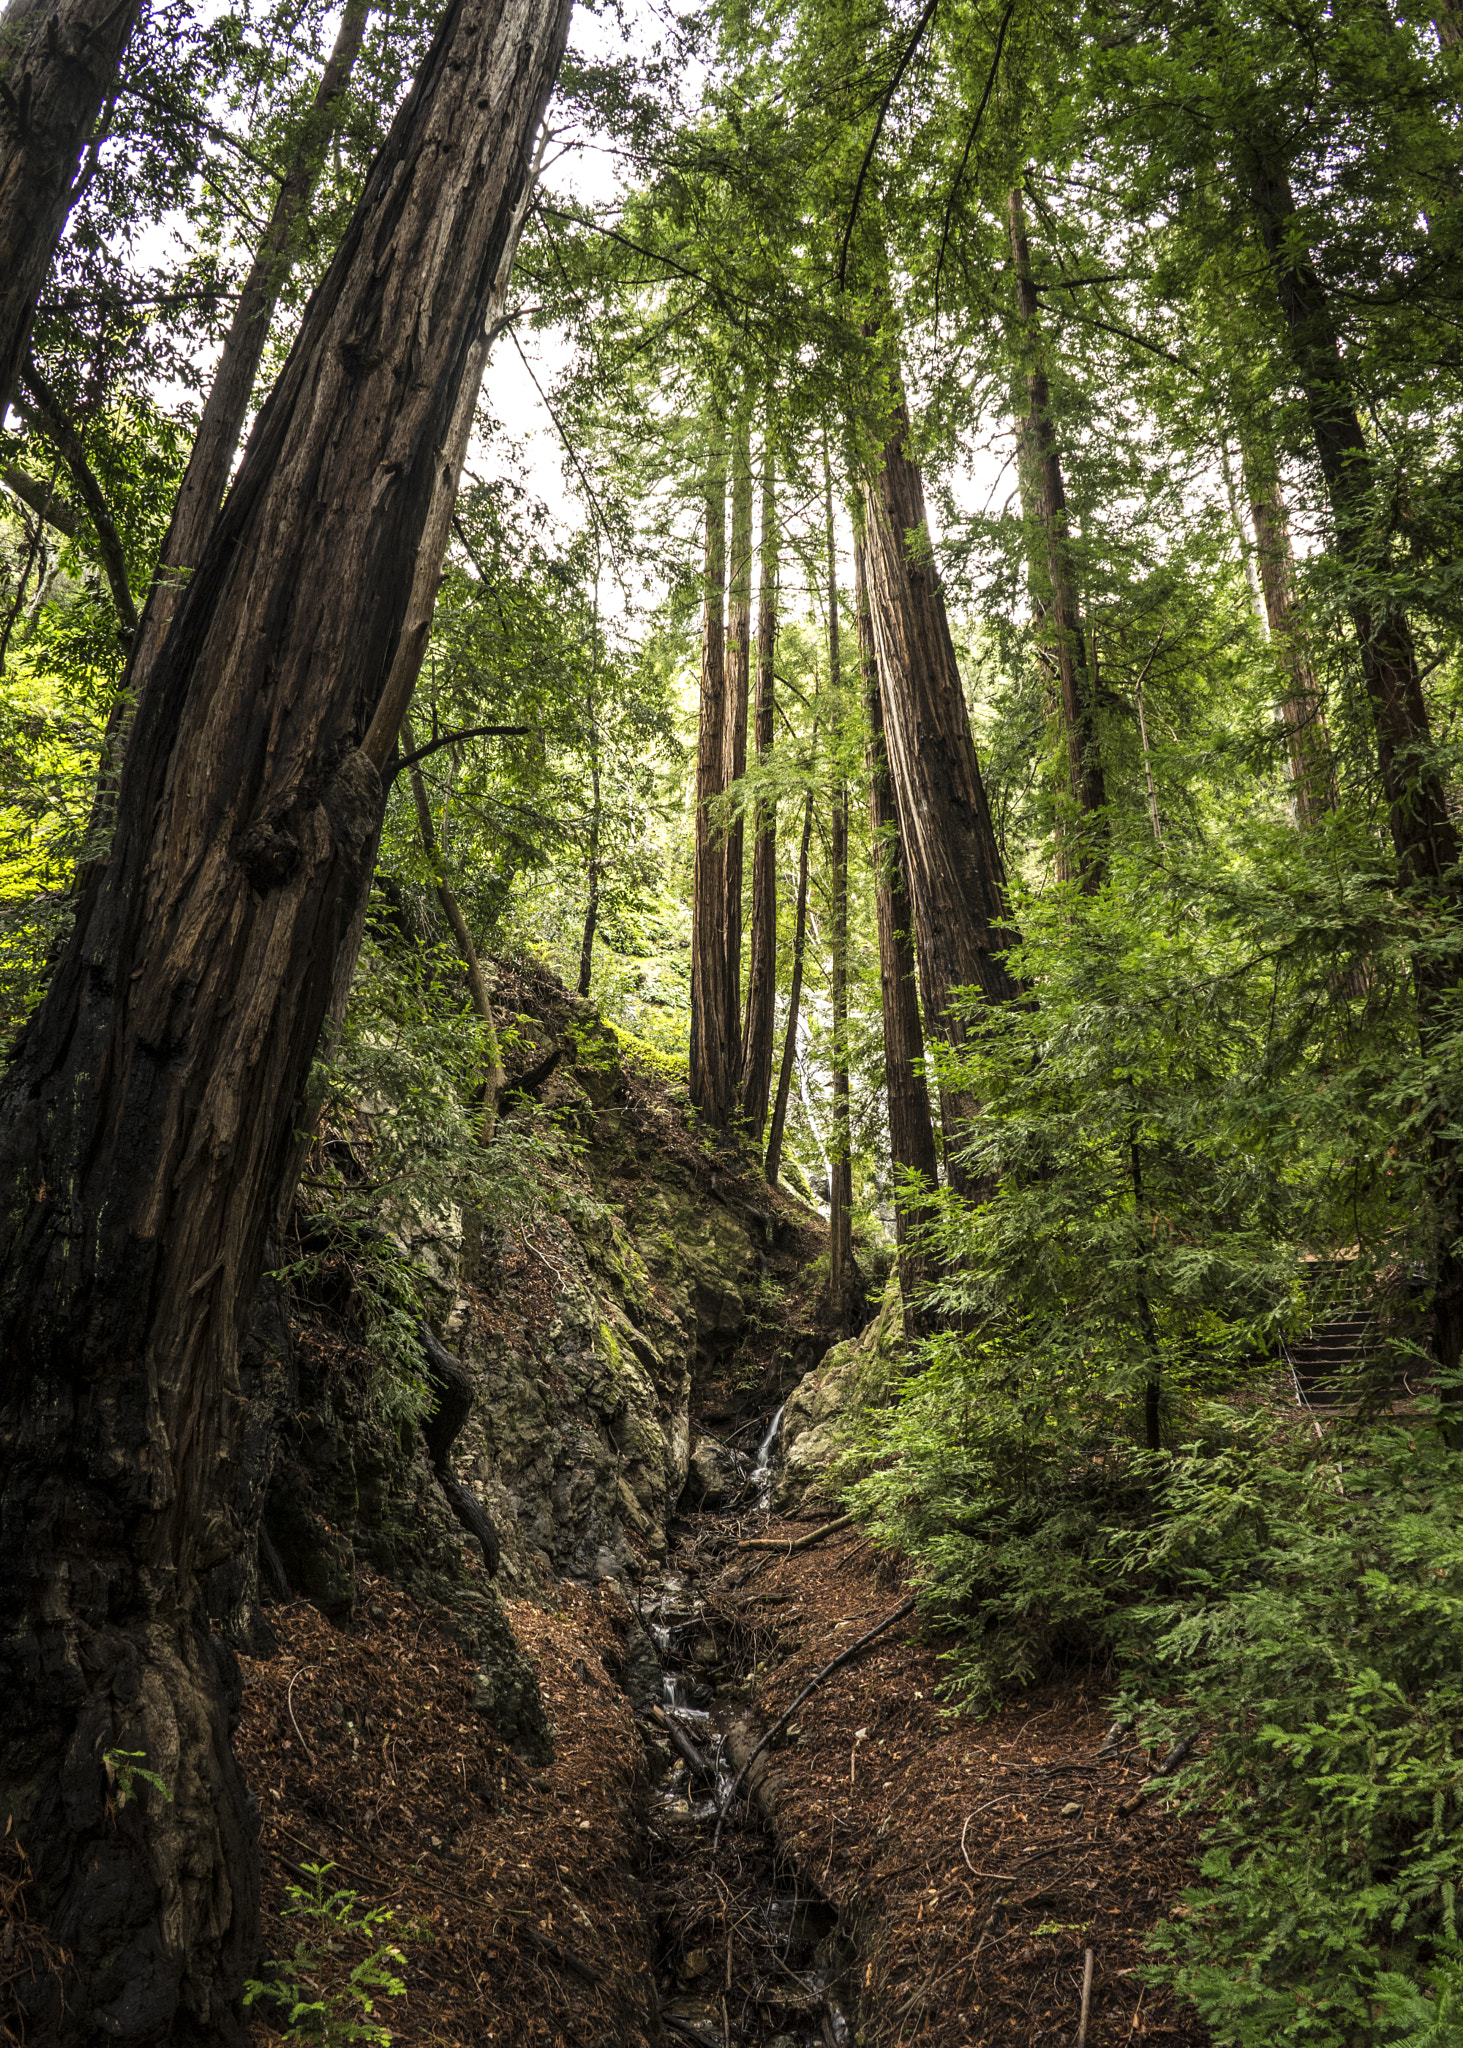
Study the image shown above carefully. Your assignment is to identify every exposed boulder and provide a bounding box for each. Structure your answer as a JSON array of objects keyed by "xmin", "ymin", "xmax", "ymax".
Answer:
[
  {"xmin": 683, "ymin": 1434, "xmax": 747, "ymax": 1508},
  {"xmin": 773, "ymin": 1281, "xmax": 905, "ymax": 1514}
]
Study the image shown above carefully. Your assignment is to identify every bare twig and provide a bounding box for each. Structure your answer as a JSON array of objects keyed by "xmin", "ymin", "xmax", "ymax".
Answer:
[
  {"xmin": 286, "ymin": 1667, "xmax": 314, "ymax": 1758},
  {"xmin": 712, "ymin": 1595, "xmax": 915, "ymax": 1854},
  {"xmin": 1077, "ymin": 1947, "xmax": 1095, "ymax": 2048}
]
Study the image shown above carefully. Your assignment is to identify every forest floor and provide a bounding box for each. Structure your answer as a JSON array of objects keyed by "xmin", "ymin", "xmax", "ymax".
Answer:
[
  {"xmin": 241, "ymin": 1519, "xmax": 1210, "ymax": 2047},
  {"xmin": 239, "ymin": 1568, "xmax": 658, "ymax": 2046},
  {"xmin": 698, "ymin": 1514, "xmax": 1211, "ymax": 2048}
]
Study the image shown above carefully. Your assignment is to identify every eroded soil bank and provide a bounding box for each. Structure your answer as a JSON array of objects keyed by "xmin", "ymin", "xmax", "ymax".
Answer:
[{"xmin": 241, "ymin": 1496, "xmax": 1212, "ymax": 2048}]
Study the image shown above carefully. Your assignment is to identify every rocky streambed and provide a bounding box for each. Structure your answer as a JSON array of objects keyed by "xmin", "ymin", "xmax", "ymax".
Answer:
[{"xmin": 632, "ymin": 1479, "xmax": 863, "ymax": 2048}]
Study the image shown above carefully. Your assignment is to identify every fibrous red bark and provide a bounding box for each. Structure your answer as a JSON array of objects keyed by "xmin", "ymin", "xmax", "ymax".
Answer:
[
  {"xmin": 0, "ymin": 0, "xmax": 570, "ymax": 2033},
  {"xmin": 721, "ymin": 403, "xmax": 754, "ymax": 1063},
  {"xmin": 824, "ymin": 444, "xmax": 853, "ymax": 1322},
  {"xmin": 740, "ymin": 427, "xmax": 778, "ymax": 1137},
  {"xmin": 860, "ymin": 371, "xmax": 1022, "ymax": 1195},
  {"xmin": 134, "ymin": 0, "xmax": 372, "ymax": 668}
]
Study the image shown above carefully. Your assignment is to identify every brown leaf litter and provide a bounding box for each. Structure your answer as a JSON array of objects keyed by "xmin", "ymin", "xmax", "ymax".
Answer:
[
  {"xmin": 707, "ymin": 1516, "xmax": 1211, "ymax": 2047},
  {"xmin": 239, "ymin": 1568, "xmax": 656, "ymax": 2046}
]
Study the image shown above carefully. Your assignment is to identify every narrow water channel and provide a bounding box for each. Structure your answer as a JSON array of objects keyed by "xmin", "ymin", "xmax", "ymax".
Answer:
[{"xmin": 633, "ymin": 1415, "xmax": 859, "ymax": 2048}]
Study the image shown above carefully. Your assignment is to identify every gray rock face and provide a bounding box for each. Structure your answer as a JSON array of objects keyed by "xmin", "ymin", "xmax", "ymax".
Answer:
[
  {"xmin": 442, "ymin": 973, "xmax": 765, "ymax": 1589},
  {"xmin": 773, "ymin": 1281, "xmax": 905, "ymax": 1514},
  {"xmin": 683, "ymin": 1434, "xmax": 747, "ymax": 1508}
]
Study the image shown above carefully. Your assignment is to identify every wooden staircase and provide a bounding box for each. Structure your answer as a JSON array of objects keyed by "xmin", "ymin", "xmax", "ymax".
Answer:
[{"xmin": 1285, "ymin": 1260, "xmax": 1430, "ymax": 1411}]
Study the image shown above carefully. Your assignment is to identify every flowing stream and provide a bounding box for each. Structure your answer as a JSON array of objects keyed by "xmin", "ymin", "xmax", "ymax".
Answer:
[{"xmin": 634, "ymin": 1435, "xmax": 859, "ymax": 2048}]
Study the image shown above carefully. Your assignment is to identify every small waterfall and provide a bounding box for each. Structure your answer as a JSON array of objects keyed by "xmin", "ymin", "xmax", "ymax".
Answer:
[{"xmin": 749, "ymin": 1403, "xmax": 784, "ymax": 1506}]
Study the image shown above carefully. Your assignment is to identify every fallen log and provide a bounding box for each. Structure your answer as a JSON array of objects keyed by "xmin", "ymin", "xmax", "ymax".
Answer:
[
  {"xmin": 736, "ymin": 1512, "xmax": 857, "ymax": 1554},
  {"xmin": 711, "ymin": 1594, "xmax": 916, "ymax": 1854}
]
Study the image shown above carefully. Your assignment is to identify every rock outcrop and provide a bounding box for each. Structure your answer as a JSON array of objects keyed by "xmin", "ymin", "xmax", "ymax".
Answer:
[{"xmin": 773, "ymin": 1279, "xmax": 905, "ymax": 1513}]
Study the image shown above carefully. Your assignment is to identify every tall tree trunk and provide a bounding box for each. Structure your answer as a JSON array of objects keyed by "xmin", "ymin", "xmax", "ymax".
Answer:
[
  {"xmin": 1008, "ymin": 186, "xmax": 1105, "ymax": 889},
  {"xmin": 135, "ymin": 0, "xmax": 372, "ymax": 669},
  {"xmin": 579, "ymin": 705, "xmax": 601, "ymax": 1000},
  {"xmin": 824, "ymin": 442, "xmax": 853, "ymax": 1322},
  {"xmin": 0, "ymin": 0, "xmax": 569, "ymax": 2036},
  {"xmin": 855, "ymin": 531, "xmax": 938, "ymax": 1336},
  {"xmin": 1238, "ymin": 432, "xmax": 1336, "ymax": 825},
  {"xmin": 0, "ymin": 0, "xmax": 142, "ymax": 417},
  {"xmin": 721, "ymin": 401, "xmax": 754, "ymax": 1075},
  {"xmin": 765, "ymin": 788, "xmax": 815, "ymax": 1190},
  {"xmin": 739, "ymin": 424, "xmax": 778, "ymax": 1136},
  {"xmin": 860, "ymin": 371, "xmax": 1022, "ymax": 1198},
  {"xmin": 1244, "ymin": 138, "xmax": 1463, "ymax": 1384},
  {"xmin": 690, "ymin": 422, "xmax": 735, "ymax": 1127},
  {"xmin": 402, "ymin": 714, "xmax": 505, "ymax": 1132}
]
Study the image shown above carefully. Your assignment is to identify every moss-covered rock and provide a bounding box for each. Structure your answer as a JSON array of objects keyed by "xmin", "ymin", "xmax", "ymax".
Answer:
[{"xmin": 772, "ymin": 1281, "xmax": 905, "ymax": 1514}]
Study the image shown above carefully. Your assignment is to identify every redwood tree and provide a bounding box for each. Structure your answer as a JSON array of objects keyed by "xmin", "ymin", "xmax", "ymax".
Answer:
[
  {"xmin": 0, "ymin": 0, "xmax": 570, "ymax": 2034},
  {"xmin": 1008, "ymin": 185, "xmax": 1105, "ymax": 888},
  {"xmin": 689, "ymin": 424, "xmax": 737, "ymax": 1125},
  {"xmin": 860, "ymin": 374, "xmax": 1022, "ymax": 1196},
  {"xmin": 854, "ymin": 530, "xmax": 938, "ymax": 1329},
  {"xmin": 133, "ymin": 0, "xmax": 373, "ymax": 669},
  {"xmin": 0, "ymin": 0, "xmax": 142, "ymax": 417},
  {"xmin": 740, "ymin": 426, "xmax": 778, "ymax": 1135}
]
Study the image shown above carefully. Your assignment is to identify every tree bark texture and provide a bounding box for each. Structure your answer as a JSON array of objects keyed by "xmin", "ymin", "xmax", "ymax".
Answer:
[
  {"xmin": 855, "ymin": 533, "xmax": 938, "ymax": 1334},
  {"xmin": 824, "ymin": 445, "xmax": 853, "ymax": 1321},
  {"xmin": 1008, "ymin": 187, "xmax": 1105, "ymax": 889},
  {"xmin": 721, "ymin": 403, "xmax": 754, "ymax": 1055},
  {"xmin": 0, "ymin": 0, "xmax": 570, "ymax": 2033},
  {"xmin": 860, "ymin": 376, "xmax": 1022, "ymax": 1196},
  {"xmin": 0, "ymin": 0, "xmax": 141, "ymax": 418},
  {"xmin": 690, "ymin": 425, "xmax": 736, "ymax": 1127},
  {"xmin": 1244, "ymin": 140, "xmax": 1463, "ymax": 1383},
  {"xmin": 132, "ymin": 0, "xmax": 372, "ymax": 671},
  {"xmin": 765, "ymin": 789, "xmax": 814, "ymax": 1190},
  {"xmin": 1237, "ymin": 431, "xmax": 1336, "ymax": 825},
  {"xmin": 740, "ymin": 428, "xmax": 778, "ymax": 1137}
]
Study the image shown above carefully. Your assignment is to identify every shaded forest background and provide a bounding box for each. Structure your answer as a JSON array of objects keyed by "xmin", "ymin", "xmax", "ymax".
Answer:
[{"xmin": 2, "ymin": 0, "xmax": 1463, "ymax": 2043}]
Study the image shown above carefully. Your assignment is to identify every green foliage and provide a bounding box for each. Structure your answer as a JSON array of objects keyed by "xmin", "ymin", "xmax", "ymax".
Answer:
[
  {"xmin": 244, "ymin": 1864, "xmax": 417, "ymax": 2047},
  {"xmin": 1129, "ymin": 1405, "xmax": 1463, "ymax": 2048},
  {"xmin": 102, "ymin": 1748, "xmax": 172, "ymax": 1812}
]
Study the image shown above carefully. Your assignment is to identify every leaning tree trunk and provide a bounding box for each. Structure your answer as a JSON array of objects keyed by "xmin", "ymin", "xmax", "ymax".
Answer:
[
  {"xmin": 855, "ymin": 531, "xmax": 938, "ymax": 1334},
  {"xmin": 861, "ymin": 372, "xmax": 1022, "ymax": 1199},
  {"xmin": 740, "ymin": 424, "xmax": 778, "ymax": 1136},
  {"xmin": 1244, "ymin": 137, "xmax": 1463, "ymax": 1385},
  {"xmin": 0, "ymin": 0, "xmax": 142, "ymax": 417},
  {"xmin": 824, "ymin": 441, "xmax": 853, "ymax": 1322},
  {"xmin": 0, "ymin": 0, "xmax": 570, "ymax": 2037},
  {"xmin": 135, "ymin": 0, "xmax": 372, "ymax": 669},
  {"xmin": 721, "ymin": 400, "xmax": 754, "ymax": 1063},
  {"xmin": 690, "ymin": 421, "xmax": 736, "ymax": 1126},
  {"xmin": 1008, "ymin": 186, "xmax": 1105, "ymax": 890}
]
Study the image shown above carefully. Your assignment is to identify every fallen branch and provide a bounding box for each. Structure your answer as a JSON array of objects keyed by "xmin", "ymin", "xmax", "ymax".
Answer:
[
  {"xmin": 711, "ymin": 1594, "xmax": 916, "ymax": 1854},
  {"xmin": 737, "ymin": 1511, "xmax": 856, "ymax": 1554},
  {"xmin": 1077, "ymin": 1947, "xmax": 1095, "ymax": 2048},
  {"xmin": 1116, "ymin": 1731, "xmax": 1197, "ymax": 1816}
]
